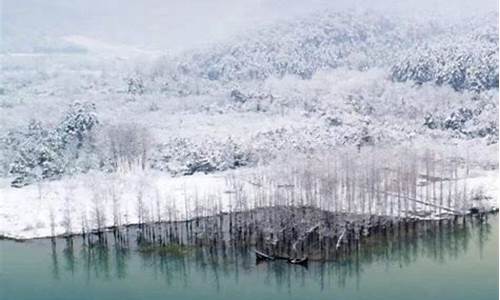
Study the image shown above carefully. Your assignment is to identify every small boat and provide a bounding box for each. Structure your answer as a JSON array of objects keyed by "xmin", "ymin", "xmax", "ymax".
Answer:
[
  {"xmin": 288, "ymin": 256, "xmax": 308, "ymax": 266},
  {"xmin": 255, "ymin": 250, "xmax": 275, "ymax": 261}
]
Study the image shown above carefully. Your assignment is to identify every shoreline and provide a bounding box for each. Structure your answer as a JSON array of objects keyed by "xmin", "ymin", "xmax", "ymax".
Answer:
[
  {"xmin": 2, "ymin": 205, "xmax": 498, "ymax": 245},
  {"xmin": 1, "ymin": 160, "xmax": 498, "ymax": 241}
]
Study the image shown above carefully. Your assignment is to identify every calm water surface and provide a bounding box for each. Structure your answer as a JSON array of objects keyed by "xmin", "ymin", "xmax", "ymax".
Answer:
[{"xmin": 1, "ymin": 216, "xmax": 498, "ymax": 300}]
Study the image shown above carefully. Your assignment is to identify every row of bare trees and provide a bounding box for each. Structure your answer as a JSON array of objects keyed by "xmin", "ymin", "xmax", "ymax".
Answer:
[
  {"xmin": 229, "ymin": 146, "xmax": 477, "ymax": 219},
  {"xmin": 55, "ymin": 144, "xmax": 488, "ymax": 250}
]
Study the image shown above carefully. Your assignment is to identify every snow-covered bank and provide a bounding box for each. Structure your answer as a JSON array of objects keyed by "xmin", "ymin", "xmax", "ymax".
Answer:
[
  {"xmin": 0, "ymin": 166, "xmax": 498, "ymax": 240},
  {"xmin": 0, "ymin": 170, "xmax": 231, "ymax": 240}
]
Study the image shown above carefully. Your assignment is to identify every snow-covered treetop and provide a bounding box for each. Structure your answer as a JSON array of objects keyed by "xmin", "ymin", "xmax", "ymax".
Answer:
[{"xmin": 133, "ymin": 11, "xmax": 498, "ymax": 95}]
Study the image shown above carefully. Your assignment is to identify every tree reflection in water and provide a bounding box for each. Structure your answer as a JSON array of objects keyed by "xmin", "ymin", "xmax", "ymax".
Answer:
[{"xmin": 47, "ymin": 214, "xmax": 494, "ymax": 293}]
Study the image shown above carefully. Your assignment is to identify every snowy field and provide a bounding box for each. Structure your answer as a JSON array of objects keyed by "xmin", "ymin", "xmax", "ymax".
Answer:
[{"xmin": 0, "ymin": 169, "xmax": 229, "ymax": 239}]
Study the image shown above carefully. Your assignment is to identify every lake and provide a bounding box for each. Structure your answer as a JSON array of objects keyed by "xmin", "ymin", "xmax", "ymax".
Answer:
[{"xmin": 1, "ymin": 215, "xmax": 498, "ymax": 300}]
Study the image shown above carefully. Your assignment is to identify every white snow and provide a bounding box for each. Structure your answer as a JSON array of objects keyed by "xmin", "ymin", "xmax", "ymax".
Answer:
[
  {"xmin": 0, "ymin": 169, "xmax": 230, "ymax": 239},
  {"xmin": 0, "ymin": 166, "xmax": 497, "ymax": 240},
  {"xmin": 0, "ymin": 9, "xmax": 498, "ymax": 241}
]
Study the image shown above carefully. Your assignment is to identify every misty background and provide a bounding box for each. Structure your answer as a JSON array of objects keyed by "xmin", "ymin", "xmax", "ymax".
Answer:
[{"xmin": 2, "ymin": 0, "xmax": 498, "ymax": 54}]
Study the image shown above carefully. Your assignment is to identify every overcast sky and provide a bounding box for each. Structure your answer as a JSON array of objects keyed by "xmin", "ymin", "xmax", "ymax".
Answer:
[{"xmin": 2, "ymin": 0, "xmax": 498, "ymax": 53}]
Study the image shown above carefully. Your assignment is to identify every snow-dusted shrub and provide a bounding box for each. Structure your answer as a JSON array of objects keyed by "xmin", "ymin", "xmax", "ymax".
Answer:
[
  {"xmin": 151, "ymin": 137, "xmax": 255, "ymax": 175},
  {"xmin": 57, "ymin": 101, "xmax": 99, "ymax": 148},
  {"xmin": 126, "ymin": 76, "xmax": 145, "ymax": 95},
  {"xmin": 56, "ymin": 101, "xmax": 101, "ymax": 173},
  {"xmin": 0, "ymin": 130, "xmax": 24, "ymax": 176},
  {"xmin": 423, "ymin": 103, "xmax": 498, "ymax": 143},
  {"xmin": 249, "ymin": 119, "xmax": 384, "ymax": 160},
  {"xmin": 9, "ymin": 121, "xmax": 67, "ymax": 187},
  {"xmin": 7, "ymin": 102, "xmax": 100, "ymax": 186},
  {"xmin": 443, "ymin": 108, "xmax": 474, "ymax": 131},
  {"xmin": 226, "ymin": 88, "xmax": 276, "ymax": 112}
]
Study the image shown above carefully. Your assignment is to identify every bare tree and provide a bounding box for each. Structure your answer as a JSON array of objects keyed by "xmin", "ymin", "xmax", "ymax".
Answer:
[{"xmin": 103, "ymin": 124, "xmax": 153, "ymax": 171}]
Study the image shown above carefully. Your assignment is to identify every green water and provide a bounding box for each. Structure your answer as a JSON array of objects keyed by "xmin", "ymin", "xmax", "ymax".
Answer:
[{"xmin": 1, "ymin": 217, "xmax": 498, "ymax": 300}]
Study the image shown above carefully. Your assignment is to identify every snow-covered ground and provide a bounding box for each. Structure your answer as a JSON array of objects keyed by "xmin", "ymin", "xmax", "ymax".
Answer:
[
  {"xmin": 0, "ymin": 169, "xmax": 229, "ymax": 239},
  {"xmin": 0, "ymin": 165, "xmax": 497, "ymax": 240}
]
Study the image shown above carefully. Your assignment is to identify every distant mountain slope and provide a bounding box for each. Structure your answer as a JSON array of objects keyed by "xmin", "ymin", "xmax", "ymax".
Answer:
[
  {"xmin": 146, "ymin": 11, "xmax": 498, "ymax": 95},
  {"xmin": 164, "ymin": 13, "xmax": 418, "ymax": 81},
  {"xmin": 391, "ymin": 13, "xmax": 499, "ymax": 92}
]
